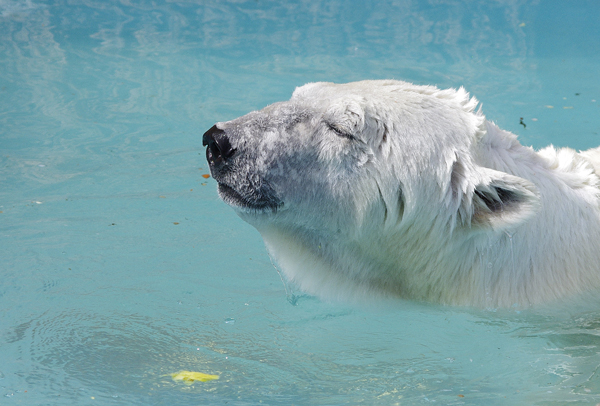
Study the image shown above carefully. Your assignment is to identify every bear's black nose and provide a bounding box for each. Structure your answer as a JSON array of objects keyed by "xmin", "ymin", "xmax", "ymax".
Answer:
[{"xmin": 203, "ymin": 125, "xmax": 236, "ymax": 167}]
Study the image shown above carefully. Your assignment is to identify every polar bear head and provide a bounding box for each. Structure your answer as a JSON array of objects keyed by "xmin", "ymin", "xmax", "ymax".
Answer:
[{"xmin": 203, "ymin": 80, "xmax": 540, "ymax": 304}]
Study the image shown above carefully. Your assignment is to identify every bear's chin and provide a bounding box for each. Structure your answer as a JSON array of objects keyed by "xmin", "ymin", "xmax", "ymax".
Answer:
[{"xmin": 217, "ymin": 183, "xmax": 282, "ymax": 214}]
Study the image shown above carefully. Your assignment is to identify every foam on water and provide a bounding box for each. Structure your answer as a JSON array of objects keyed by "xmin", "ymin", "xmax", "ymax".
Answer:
[{"xmin": 1, "ymin": 0, "xmax": 600, "ymax": 405}]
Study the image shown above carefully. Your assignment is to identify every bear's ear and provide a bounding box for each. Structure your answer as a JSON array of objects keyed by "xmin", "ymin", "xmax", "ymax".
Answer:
[
  {"xmin": 451, "ymin": 162, "xmax": 540, "ymax": 230},
  {"xmin": 469, "ymin": 168, "xmax": 540, "ymax": 230}
]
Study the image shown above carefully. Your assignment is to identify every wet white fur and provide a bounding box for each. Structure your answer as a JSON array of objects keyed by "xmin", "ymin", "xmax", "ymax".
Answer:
[{"xmin": 218, "ymin": 80, "xmax": 600, "ymax": 308}]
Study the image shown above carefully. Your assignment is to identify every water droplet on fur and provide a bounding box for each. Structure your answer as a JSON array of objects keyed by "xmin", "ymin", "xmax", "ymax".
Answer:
[
  {"xmin": 505, "ymin": 231, "xmax": 516, "ymax": 276},
  {"xmin": 268, "ymin": 253, "xmax": 299, "ymax": 305}
]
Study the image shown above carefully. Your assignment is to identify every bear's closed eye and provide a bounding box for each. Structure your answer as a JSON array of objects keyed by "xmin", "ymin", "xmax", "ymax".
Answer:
[{"xmin": 327, "ymin": 123, "xmax": 355, "ymax": 140}]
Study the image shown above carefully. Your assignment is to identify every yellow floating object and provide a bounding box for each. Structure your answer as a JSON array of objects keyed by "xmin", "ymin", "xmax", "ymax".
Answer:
[{"xmin": 171, "ymin": 370, "xmax": 219, "ymax": 384}]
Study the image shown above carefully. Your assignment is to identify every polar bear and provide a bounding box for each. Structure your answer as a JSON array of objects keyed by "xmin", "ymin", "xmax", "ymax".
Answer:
[{"xmin": 203, "ymin": 80, "xmax": 600, "ymax": 308}]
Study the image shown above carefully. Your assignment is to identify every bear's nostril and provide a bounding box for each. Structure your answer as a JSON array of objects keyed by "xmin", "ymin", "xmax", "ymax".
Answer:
[
  {"xmin": 203, "ymin": 125, "xmax": 236, "ymax": 166},
  {"xmin": 219, "ymin": 136, "xmax": 235, "ymax": 158}
]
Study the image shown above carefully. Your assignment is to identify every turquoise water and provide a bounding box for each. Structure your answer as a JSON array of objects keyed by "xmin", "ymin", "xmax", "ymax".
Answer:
[{"xmin": 1, "ymin": 0, "xmax": 600, "ymax": 404}]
